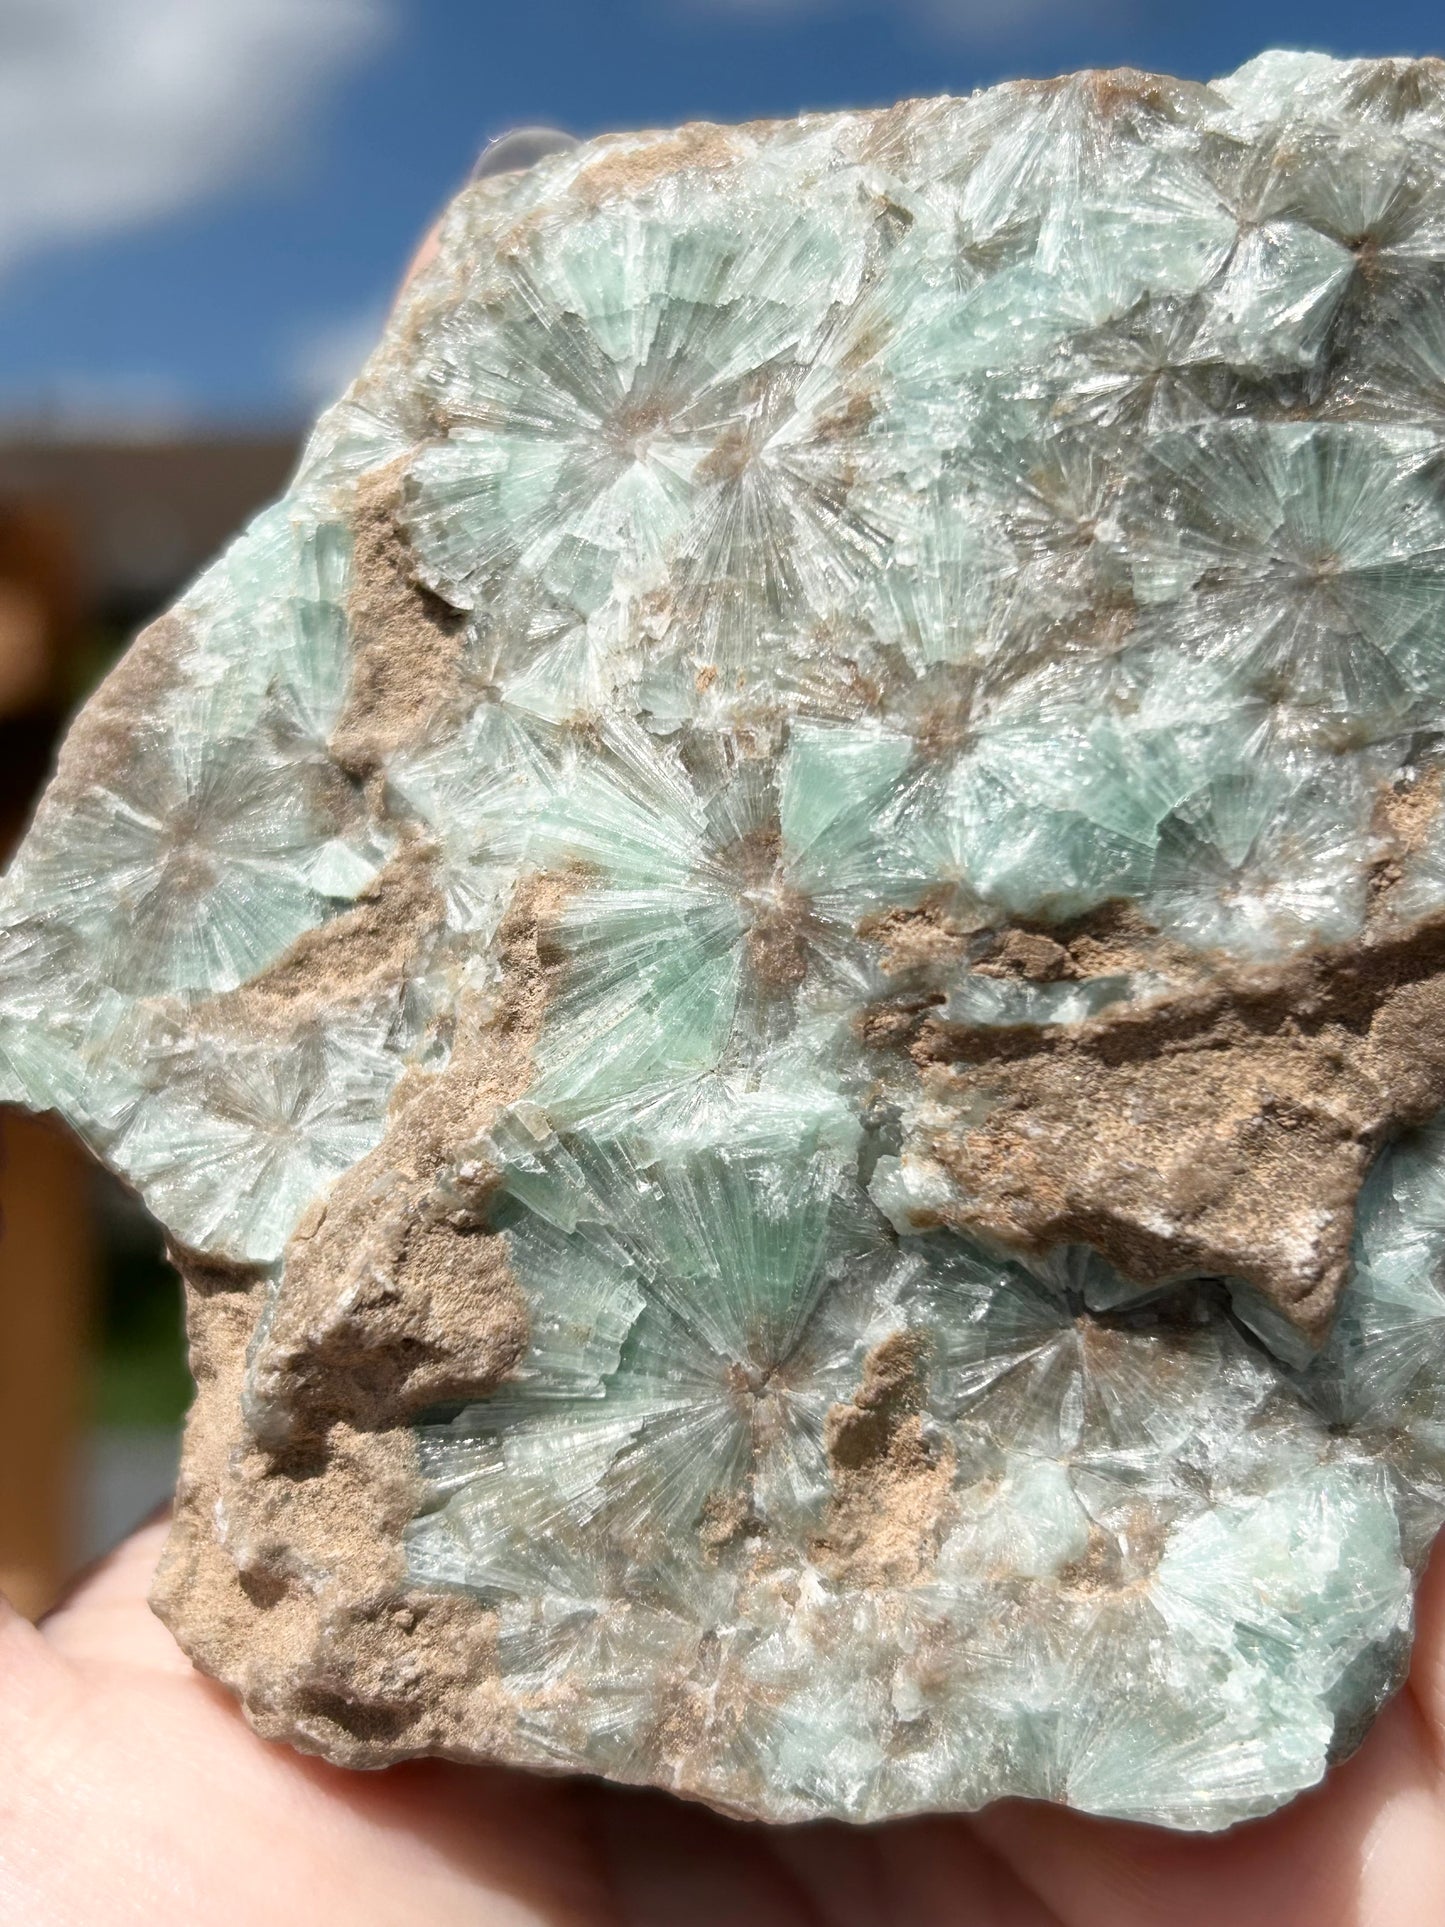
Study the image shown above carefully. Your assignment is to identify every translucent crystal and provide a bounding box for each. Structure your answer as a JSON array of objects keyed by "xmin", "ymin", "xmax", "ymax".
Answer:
[{"xmin": 5, "ymin": 48, "xmax": 1445, "ymax": 1830}]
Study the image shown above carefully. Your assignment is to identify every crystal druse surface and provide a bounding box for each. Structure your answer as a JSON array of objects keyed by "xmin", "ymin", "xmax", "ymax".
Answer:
[{"xmin": 9, "ymin": 50, "xmax": 1445, "ymax": 1827}]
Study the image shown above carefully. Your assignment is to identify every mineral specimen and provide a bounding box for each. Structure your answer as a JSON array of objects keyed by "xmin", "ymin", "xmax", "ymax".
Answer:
[{"xmin": 7, "ymin": 48, "xmax": 1445, "ymax": 1830}]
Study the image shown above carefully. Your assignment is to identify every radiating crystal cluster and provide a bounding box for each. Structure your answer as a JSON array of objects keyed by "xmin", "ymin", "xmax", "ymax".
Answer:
[{"xmin": 7, "ymin": 50, "xmax": 1445, "ymax": 1828}]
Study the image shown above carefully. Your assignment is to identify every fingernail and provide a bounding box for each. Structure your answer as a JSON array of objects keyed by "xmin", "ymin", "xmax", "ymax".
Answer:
[{"xmin": 470, "ymin": 127, "xmax": 579, "ymax": 182}]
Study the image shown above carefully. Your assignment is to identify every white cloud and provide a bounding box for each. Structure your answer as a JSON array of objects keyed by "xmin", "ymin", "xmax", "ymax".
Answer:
[
  {"xmin": 684, "ymin": 0, "xmax": 1120, "ymax": 42},
  {"xmin": 0, "ymin": 0, "xmax": 391, "ymax": 271}
]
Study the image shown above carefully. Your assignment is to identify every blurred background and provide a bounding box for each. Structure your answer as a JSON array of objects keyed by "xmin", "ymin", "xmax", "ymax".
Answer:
[{"xmin": 1, "ymin": 0, "xmax": 1443, "ymax": 1617}]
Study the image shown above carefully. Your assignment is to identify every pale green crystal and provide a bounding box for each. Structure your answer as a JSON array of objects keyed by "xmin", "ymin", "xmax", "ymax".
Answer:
[{"xmin": 6, "ymin": 49, "xmax": 1445, "ymax": 1830}]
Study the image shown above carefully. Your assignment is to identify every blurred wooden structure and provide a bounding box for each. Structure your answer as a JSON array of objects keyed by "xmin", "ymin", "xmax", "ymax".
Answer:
[
  {"xmin": 0, "ymin": 498, "xmax": 89, "ymax": 1616},
  {"xmin": 0, "ymin": 1114, "xmax": 93, "ymax": 1615},
  {"xmin": 0, "ymin": 434, "xmax": 298, "ymax": 1615}
]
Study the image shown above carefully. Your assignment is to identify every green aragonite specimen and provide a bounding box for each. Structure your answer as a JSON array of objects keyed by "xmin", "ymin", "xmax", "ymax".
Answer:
[{"xmin": 10, "ymin": 48, "xmax": 1445, "ymax": 1828}]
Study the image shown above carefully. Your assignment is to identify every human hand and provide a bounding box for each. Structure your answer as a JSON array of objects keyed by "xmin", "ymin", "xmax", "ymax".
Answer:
[{"xmin": 0, "ymin": 1515, "xmax": 1441, "ymax": 1925}]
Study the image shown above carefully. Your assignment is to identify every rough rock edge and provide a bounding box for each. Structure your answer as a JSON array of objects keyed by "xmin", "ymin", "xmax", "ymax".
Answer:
[
  {"xmin": 867, "ymin": 782, "xmax": 1445, "ymax": 1341},
  {"xmin": 151, "ymin": 878, "xmax": 560, "ymax": 1769},
  {"xmin": 38, "ymin": 609, "xmax": 191, "ymax": 814},
  {"xmin": 118, "ymin": 67, "xmax": 1445, "ymax": 1803}
]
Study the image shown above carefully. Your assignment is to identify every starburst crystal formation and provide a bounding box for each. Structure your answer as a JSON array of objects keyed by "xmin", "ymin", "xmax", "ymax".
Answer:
[{"xmin": 11, "ymin": 50, "xmax": 1445, "ymax": 1828}]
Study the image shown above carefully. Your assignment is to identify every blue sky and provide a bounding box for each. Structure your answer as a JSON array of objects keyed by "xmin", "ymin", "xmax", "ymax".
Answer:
[{"xmin": 1, "ymin": 0, "xmax": 1443, "ymax": 430}]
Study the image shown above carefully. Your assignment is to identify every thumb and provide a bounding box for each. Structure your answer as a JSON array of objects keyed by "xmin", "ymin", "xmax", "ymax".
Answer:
[
  {"xmin": 1404, "ymin": 1531, "xmax": 1445, "ymax": 1748},
  {"xmin": 37, "ymin": 1511, "xmax": 190, "ymax": 1675}
]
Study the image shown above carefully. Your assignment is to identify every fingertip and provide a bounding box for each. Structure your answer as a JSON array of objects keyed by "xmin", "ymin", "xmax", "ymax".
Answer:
[
  {"xmin": 398, "ymin": 220, "xmax": 443, "ymax": 297},
  {"xmin": 35, "ymin": 1509, "xmax": 193, "ymax": 1675},
  {"xmin": 1406, "ymin": 1529, "xmax": 1445, "ymax": 1747},
  {"xmin": 470, "ymin": 126, "xmax": 578, "ymax": 182}
]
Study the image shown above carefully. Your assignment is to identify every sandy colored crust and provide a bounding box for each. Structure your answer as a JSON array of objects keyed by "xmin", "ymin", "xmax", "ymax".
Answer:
[
  {"xmin": 816, "ymin": 1332, "xmax": 956, "ymax": 1589},
  {"xmin": 150, "ymin": 881, "xmax": 560, "ymax": 1766},
  {"xmin": 151, "ymin": 1274, "xmax": 511, "ymax": 1764},
  {"xmin": 868, "ymin": 865, "xmax": 1445, "ymax": 1340},
  {"xmin": 572, "ymin": 124, "xmax": 749, "ymax": 205},
  {"xmin": 43, "ymin": 610, "xmax": 191, "ymax": 806},
  {"xmin": 198, "ymin": 839, "xmax": 448, "ymax": 1039},
  {"xmin": 331, "ymin": 463, "xmax": 466, "ymax": 777}
]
